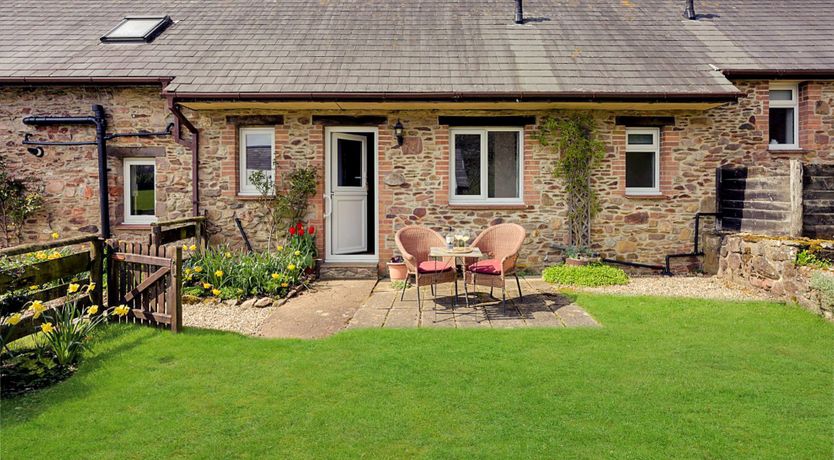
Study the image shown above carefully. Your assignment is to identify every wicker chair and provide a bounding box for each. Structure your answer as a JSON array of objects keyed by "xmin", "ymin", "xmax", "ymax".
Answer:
[
  {"xmin": 464, "ymin": 223, "xmax": 526, "ymax": 306},
  {"xmin": 394, "ymin": 226, "xmax": 458, "ymax": 307}
]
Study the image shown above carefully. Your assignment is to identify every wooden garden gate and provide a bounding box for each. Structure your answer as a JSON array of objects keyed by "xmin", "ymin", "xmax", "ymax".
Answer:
[{"xmin": 107, "ymin": 241, "xmax": 182, "ymax": 332}]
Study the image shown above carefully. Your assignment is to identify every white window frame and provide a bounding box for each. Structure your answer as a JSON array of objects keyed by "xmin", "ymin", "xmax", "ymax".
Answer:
[
  {"xmin": 768, "ymin": 82, "xmax": 799, "ymax": 150},
  {"xmin": 123, "ymin": 158, "xmax": 157, "ymax": 225},
  {"xmin": 624, "ymin": 127, "xmax": 661, "ymax": 196},
  {"xmin": 449, "ymin": 127, "xmax": 524, "ymax": 205},
  {"xmin": 239, "ymin": 127, "xmax": 276, "ymax": 196}
]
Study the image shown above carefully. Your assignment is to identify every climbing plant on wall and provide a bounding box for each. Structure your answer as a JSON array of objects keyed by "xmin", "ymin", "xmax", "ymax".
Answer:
[
  {"xmin": 535, "ymin": 113, "xmax": 606, "ymax": 247},
  {"xmin": 0, "ymin": 156, "xmax": 44, "ymax": 247}
]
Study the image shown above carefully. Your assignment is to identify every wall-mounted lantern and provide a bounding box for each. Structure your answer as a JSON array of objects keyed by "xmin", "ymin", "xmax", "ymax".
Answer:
[{"xmin": 394, "ymin": 119, "xmax": 404, "ymax": 146}]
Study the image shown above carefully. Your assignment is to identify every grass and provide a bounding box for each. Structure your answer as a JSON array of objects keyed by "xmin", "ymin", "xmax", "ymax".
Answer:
[{"xmin": 2, "ymin": 294, "xmax": 832, "ymax": 459}]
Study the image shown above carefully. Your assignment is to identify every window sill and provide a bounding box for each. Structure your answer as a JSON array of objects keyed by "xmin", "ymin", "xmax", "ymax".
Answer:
[
  {"xmin": 448, "ymin": 203, "xmax": 530, "ymax": 210},
  {"xmin": 624, "ymin": 193, "xmax": 666, "ymax": 200},
  {"xmin": 768, "ymin": 148, "xmax": 809, "ymax": 154},
  {"xmin": 237, "ymin": 194, "xmax": 266, "ymax": 201},
  {"xmin": 115, "ymin": 223, "xmax": 153, "ymax": 230}
]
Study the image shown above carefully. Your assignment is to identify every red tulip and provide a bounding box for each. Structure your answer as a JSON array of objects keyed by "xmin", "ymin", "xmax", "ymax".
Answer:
[
  {"xmin": 296, "ymin": 222, "xmax": 304, "ymax": 230},
  {"xmin": 298, "ymin": 228, "xmax": 305, "ymax": 236},
  {"xmin": 289, "ymin": 227, "xmax": 296, "ymax": 235},
  {"xmin": 308, "ymin": 226, "xmax": 316, "ymax": 235}
]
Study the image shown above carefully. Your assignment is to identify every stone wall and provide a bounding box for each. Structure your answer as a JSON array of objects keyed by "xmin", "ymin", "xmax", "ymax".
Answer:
[
  {"xmin": 2, "ymin": 80, "xmax": 833, "ymax": 273},
  {"xmin": 717, "ymin": 234, "xmax": 834, "ymax": 320}
]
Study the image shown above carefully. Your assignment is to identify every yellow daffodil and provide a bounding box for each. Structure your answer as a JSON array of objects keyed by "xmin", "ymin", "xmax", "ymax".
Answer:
[
  {"xmin": 287, "ymin": 264, "xmax": 296, "ymax": 271},
  {"xmin": 41, "ymin": 322, "xmax": 54, "ymax": 334},
  {"xmin": 30, "ymin": 300, "xmax": 46, "ymax": 319},
  {"xmin": 35, "ymin": 251, "xmax": 47, "ymax": 260},
  {"xmin": 281, "ymin": 282, "xmax": 289, "ymax": 288},
  {"xmin": 294, "ymin": 250, "xmax": 301, "ymax": 256},
  {"xmin": 271, "ymin": 273, "xmax": 279, "ymax": 279},
  {"xmin": 212, "ymin": 289, "xmax": 222, "ymax": 296},
  {"xmin": 202, "ymin": 282, "xmax": 212, "ymax": 289},
  {"xmin": 48, "ymin": 252, "xmax": 61, "ymax": 260},
  {"xmin": 182, "ymin": 244, "xmax": 189, "ymax": 251},
  {"xmin": 276, "ymin": 245, "xmax": 284, "ymax": 252},
  {"xmin": 113, "ymin": 305, "xmax": 130, "ymax": 317},
  {"xmin": 6, "ymin": 313, "xmax": 22, "ymax": 326},
  {"xmin": 194, "ymin": 266, "xmax": 203, "ymax": 273},
  {"xmin": 185, "ymin": 274, "xmax": 193, "ymax": 281},
  {"xmin": 68, "ymin": 283, "xmax": 80, "ymax": 294},
  {"xmin": 86, "ymin": 282, "xmax": 96, "ymax": 292},
  {"xmin": 185, "ymin": 268, "xmax": 192, "ymax": 275},
  {"xmin": 87, "ymin": 305, "xmax": 99, "ymax": 315},
  {"xmin": 29, "ymin": 285, "xmax": 38, "ymax": 290},
  {"xmin": 51, "ymin": 232, "xmax": 60, "ymax": 239},
  {"xmin": 225, "ymin": 252, "xmax": 232, "ymax": 258},
  {"xmin": 189, "ymin": 244, "xmax": 197, "ymax": 251},
  {"xmin": 214, "ymin": 270, "xmax": 224, "ymax": 277}
]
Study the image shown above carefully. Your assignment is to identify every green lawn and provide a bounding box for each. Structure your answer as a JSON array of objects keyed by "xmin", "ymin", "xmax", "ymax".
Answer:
[{"xmin": 2, "ymin": 294, "xmax": 833, "ymax": 459}]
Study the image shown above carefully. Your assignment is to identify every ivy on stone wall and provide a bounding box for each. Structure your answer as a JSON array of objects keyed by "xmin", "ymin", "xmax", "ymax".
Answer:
[
  {"xmin": 535, "ymin": 114, "xmax": 605, "ymax": 247},
  {"xmin": 0, "ymin": 156, "xmax": 44, "ymax": 247}
]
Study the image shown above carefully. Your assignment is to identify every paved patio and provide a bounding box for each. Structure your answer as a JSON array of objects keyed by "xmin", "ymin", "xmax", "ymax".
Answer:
[{"xmin": 348, "ymin": 277, "xmax": 600, "ymax": 329}]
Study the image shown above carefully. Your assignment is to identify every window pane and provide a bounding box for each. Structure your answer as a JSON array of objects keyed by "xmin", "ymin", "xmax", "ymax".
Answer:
[
  {"xmin": 107, "ymin": 19, "xmax": 164, "ymax": 38},
  {"xmin": 769, "ymin": 89, "xmax": 793, "ymax": 101},
  {"xmin": 487, "ymin": 131, "xmax": 519, "ymax": 198},
  {"xmin": 769, "ymin": 107, "xmax": 795, "ymax": 145},
  {"xmin": 245, "ymin": 132, "xmax": 273, "ymax": 184},
  {"xmin": 454, "ymin": 134, "xmax": 481, "ymax": 196},
  {"xmin": 129, "ymin": 164, "xmax": 155, "ymax": 216},
  {"xmin": 627, "ymin": 133, "xmax": 655, "ymax": 145},
  {"xmin": 337, "ymin": 138, "xmax": 363, "ymax": 187},
  {"xmin": 626, "ymin": 152, "xmax": 655, "ymax": 189}
]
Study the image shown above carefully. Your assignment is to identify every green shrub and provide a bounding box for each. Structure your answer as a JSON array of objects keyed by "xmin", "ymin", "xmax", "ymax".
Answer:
[
  {"xmin": 542, "ymin": 263, "xmax": 629, "ymax": 287},
  {"xmin": 809, "ymin": 272, "xmax": 834, "ymax": 309},
  {"xmin": 796, "ymin": 249, "xmax": 832, "ymax": 269}
]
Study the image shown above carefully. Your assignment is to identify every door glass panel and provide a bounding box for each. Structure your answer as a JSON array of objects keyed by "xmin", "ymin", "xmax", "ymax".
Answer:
[
  {"xmin": 626, "ymin": 152, "xmax": 656, "ymax": 189},
  {"xmin": 129, "ymin": 164, "xmax": 155, "ymax": 216},
  {"xmin": 487, "ymin": 131, "xmax": 519, "ymax": 198},
  {"xmin": 337, "ymin": 138, "xmax": 363, "ymax": 187},
  {"xmin": 454, "ymin": 133, "xmax": 481, "ymax": 196}
]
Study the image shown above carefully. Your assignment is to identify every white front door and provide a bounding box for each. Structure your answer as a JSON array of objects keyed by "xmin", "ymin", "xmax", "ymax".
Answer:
[{"xmin": 329, "ymin": 133, "xmax": 368, "ymax": 255}]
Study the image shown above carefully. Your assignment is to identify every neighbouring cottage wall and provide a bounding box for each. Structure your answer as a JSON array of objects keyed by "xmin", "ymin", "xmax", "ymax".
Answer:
[
  {"xmin": 717, "ymin": 233, "xmax": 834, "ymax": 320},
  {"xmin": 0, "ymin": 86, "xmax": 190, "ymax": 245},
  {"xmin": 2, "ymin": 81, "xmax": 833, "ymax": 272}
]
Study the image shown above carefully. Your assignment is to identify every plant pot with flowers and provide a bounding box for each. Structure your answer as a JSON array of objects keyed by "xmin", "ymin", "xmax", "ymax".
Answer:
[
  {"xmin": 563, "ymin": 245, "xmax": 597, "ymax": 266},
  {"xmin": 387, "ymin": 256, "xmax": 408, "ymax": 281}
]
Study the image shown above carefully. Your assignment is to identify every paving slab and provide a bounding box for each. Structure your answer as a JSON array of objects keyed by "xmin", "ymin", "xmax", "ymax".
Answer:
[
  {"xmin": 383, "ymin": 307, "xmax": 420, "ymax": 328},
  {"xmin": 554, "ymin": 304, "xmax": 601, "ymax": 328},
  {"xmin": 259, "ymin": 280, "xmax": 376, "ymax": 339},
  {"xmin": 347, "ymin": 306, "xmax": 388, "ymax": 329}
]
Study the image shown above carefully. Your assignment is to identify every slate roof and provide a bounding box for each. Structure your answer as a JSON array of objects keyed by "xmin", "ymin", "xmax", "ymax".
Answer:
[{"xmin": 0, "ymin": 0, "xmax": 832, "ymax": 97}]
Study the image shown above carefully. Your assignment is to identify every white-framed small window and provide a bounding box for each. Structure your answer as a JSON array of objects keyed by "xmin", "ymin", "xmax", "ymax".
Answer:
[
  {"xmin": 768, "ymin": 82, "xmax": 799, "ymax": 150},
  {"xmin": 123, "ymin": 158, "xmax": 157, "ymax": 224},
  {"xmin": 450, "ymin": 127, "xmax": 523, "ymax": 204},
  {"xmin": 625, "ymin": 127, "xmax": 660, "ymax": 195},
  {"xmin": 239, "ymin": 127, "xmax": 275, "ymax": 196}
]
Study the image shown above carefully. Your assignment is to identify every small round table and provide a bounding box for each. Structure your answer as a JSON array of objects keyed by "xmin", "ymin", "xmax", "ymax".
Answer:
[{"xmin": 429, "ymin": 246, "xmax": 484, "ymax": 306}]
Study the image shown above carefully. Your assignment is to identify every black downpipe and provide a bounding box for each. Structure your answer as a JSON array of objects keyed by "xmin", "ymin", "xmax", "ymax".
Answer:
[
  {"xmin": 684, "ymin": 0, "xmax": 696, "ymax": 19},
  {"xmin": 514, "ymin": 0, "xmax": 524, "ymax": 24},
  {"xmin": 662, "ymin": 212, "xmax": 721, "ymax": 275},
  {"xmin": 93, "ymin": 105, "xmax": 110, "ymax": 239},
  {"xmin": 602, "ymin": 258, "xmax": 665, "ymax": 271}
]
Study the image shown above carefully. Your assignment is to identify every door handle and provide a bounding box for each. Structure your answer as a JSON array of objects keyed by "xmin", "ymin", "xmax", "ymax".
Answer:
[{"xmin": 323, "ymin": 194, "xmax": 332, "ymax": 219}]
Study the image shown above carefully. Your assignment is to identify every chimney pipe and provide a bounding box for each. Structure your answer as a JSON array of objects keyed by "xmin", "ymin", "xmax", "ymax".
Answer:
[
  {"xmin": 684, "ymin": 0, "xmax": 696, "ymax": 20},
  {"xmin": 514, "ymin": 0, "xmax": 524, "ymax": 24}
]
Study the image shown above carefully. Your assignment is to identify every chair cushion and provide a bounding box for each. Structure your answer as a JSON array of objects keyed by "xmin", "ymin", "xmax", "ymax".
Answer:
[
  {"xmin": 467, "ymin": 259, "xmax": 502, "ymax": 275},
  {"xmin": 417, "ymin": 261, "xmax": 453, "ymax": 274}
]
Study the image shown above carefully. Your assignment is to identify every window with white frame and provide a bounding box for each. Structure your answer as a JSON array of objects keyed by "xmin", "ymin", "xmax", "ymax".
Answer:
[
  {"xmin": 450, "ymin": 127, "xmax": 523, "ymax": 204},
  {"xmin": 768, "ymin": 82, "xmax": 799, "ymax": 149},
  {"xmin": 123, "ymin": 158, "xmax": 157, "ymax": 224},
  {"xmin": 239, "ymin": 127, "xmax": 275, "ymax": 195},
  {"xmin": 625, "ymin": 127, "xmax": 660, "ymax": 195}
]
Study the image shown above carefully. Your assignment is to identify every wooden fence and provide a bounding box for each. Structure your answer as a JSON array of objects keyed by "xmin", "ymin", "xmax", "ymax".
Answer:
[
  {"xmin": 150, "ymin": 215, "xmax": 206, "ymax": 250},
  {"xmin": 717, "ymin": 159, "xmax": 831, "ymax": 239},
  {"xmin": 107, "ymin": 241, "xmax": 182, "ymax": 332},
  {"xmin": 0, "ymin": 235, "xmax": 103, "ymax": 342}
]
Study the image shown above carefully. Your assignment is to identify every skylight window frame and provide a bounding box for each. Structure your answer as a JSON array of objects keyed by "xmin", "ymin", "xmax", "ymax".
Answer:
[{"xmin": 100, "ymin": 15, "xmax": 173, "ymax": 43}]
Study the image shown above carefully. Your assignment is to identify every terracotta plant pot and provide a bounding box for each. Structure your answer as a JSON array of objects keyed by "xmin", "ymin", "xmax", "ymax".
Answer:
[
  {"xmin": 387, "ymin": 262, "xmax": 408, "ymax": 281},
  {"xmin": 565, "ymin": 257, "xmax": 590, "ymax": 267}
]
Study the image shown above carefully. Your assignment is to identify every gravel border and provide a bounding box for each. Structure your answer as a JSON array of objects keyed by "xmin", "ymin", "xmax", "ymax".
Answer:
[
  {"xmin": 574, "ymin": 276, "xmax": 776, "ymax": 302},
  {"xmin": 183, "ymin": 298, "xmax": 276, "ymax": 335}
]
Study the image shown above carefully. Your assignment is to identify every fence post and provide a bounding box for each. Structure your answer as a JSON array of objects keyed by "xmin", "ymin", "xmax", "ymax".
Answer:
[
  {"xmin": 89, "ymin": 238, "xmax": 104, "ymax": 308},
  {"xmin": 789, "ymin": 159, "xmax": 803, "ymax": 237},
  {"xmin": 105, "ymin": 240, "xmax": 118, "ymax": 308},
  {"xmin": 168, "ymin": 247, "xmax": 183, "ymax": 332},
  {"xmin": 194, "ymin": 220, "xmax": 203, "ymax": 253}
]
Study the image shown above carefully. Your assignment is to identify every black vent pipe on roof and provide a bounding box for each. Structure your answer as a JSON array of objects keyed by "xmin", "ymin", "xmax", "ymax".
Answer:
[
  {"xmin": 514, "ymin": 0, "xmax": 524, "ymax": 24},
  {"xmin": 685, "ymin": 0, "xmax": 696, "ymax": 19}
]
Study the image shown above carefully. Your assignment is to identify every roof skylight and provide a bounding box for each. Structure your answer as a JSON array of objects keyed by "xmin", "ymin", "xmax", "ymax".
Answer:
[{"xmin": 101, "ymin": 16, "xmax": 172, "ymax": 43}]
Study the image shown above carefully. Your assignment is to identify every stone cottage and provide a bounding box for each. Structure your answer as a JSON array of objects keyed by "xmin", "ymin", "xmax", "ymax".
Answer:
[{"xmin": 1, "ymin": 0, "xmax": 832, "ymax": 274}]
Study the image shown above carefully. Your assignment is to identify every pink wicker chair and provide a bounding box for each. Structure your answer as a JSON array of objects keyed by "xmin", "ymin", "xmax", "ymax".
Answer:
[
  {"xmin": 395, "ymin": 226, "xmax": 458, "ymax": 307},
  {"xmin": 464, "ymin": 223, "xmax": 526, "ymax": 306}
]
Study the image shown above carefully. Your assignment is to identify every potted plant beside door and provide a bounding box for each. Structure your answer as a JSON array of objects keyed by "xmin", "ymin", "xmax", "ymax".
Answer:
[{"xmin": 387, "ymin": 256, "xmax": 408, "ymax": 281}]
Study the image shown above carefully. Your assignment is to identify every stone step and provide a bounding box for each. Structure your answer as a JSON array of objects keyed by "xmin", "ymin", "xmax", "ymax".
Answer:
[{"xmin": 319, "ymin": 262, "xmax": 379, "ymax": 280}]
